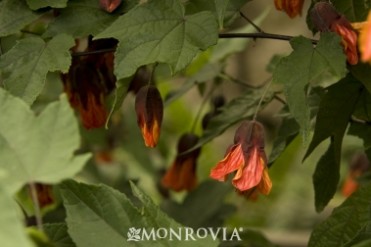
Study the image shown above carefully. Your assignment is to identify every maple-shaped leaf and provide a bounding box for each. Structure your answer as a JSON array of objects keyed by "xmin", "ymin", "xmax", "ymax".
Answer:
[
  {"xmin": 304, "ymin": 76, "xmax": 363, "ymax": 212},
  {"xmin": 95, "ymin": 0, "xmax": 218, "ymax": 80},
  {"xmin": 0, "ymin": 0, "xmax": 42, "ymax": 37},
  {"xmin": 0, "ymin": 89, "xmax": 90, "ymax": 194},
  {"xmin": 0, "ymin": 34, "xmax": 74, "ymax": 105},
  {"xmin": 273, "ymin": 32, "xmax": 347, "ymax": 140}
]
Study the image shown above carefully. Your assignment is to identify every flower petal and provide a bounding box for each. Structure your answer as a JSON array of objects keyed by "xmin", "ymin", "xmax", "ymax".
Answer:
[
  {"xmin": 257, "ymin": 168, "xmax": 272, "ymax": 195},
  {"xmin": 210, "ymin": 144, "xmax": 244, "ymax": 181},
  {"xmin": 232, "ymin": 148, "xmax": 264, "ymax": 191}
]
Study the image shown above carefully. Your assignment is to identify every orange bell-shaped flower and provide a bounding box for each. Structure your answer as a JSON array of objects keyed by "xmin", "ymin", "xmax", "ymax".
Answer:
[{"xmin": 135, "ymin": 85, "xmax": 163, "ymax": 147}]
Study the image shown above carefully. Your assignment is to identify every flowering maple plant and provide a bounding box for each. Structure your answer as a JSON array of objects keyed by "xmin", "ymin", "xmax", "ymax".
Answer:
[{"xmin": 2, "ymin": 0, "xmax": 371, "ymax": 246}]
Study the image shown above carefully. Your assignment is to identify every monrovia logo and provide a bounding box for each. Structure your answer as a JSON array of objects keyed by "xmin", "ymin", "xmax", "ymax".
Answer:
[{"xmin": 126, "ymin": 227, "xmax": 243, "ymax": 241}]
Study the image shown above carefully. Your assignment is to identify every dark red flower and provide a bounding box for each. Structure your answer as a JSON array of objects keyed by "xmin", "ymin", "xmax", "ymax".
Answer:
[
  {"xmin": 210, "ymin": 121, "xmax": 272, "ymax": 195},
  {"xmin": 311, "ymin": 2, "xmax": 358, "ymax": 65},
  {"xmin": 61, "ymin": 39, "xmax": 117, "ymax": 129},
  {"xmin": 342, "ymin": 153, "xmax": 370, "ymax": 197},
  {"xmin": 135, "ymin": 85, "xmax": 163, "ymax": 147},
  {"xmin": 161, "ymin": 133, "xmax": 201, "ymax": 192}
]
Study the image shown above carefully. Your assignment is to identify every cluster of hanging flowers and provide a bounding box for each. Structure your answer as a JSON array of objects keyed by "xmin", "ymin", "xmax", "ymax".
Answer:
[{"xmin": 210, "ymin": 121, "xmax": 272, "ymax": 197}]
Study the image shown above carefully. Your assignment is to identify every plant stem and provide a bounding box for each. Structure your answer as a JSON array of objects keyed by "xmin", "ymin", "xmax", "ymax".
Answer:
[
  {"xmin": 29, "ymin": 182, "xmax": 43, "ymax": 231},
  {"xmin": 219, "ymin": 32, "xmax": 318, "ymax": 44},
  {"xmin": 70, "ymin": 32, "xmax": 319, "ymax": 57},
  {"xmin": 253, "ymin": 78, "xmax": 273, "ymax": 121}
]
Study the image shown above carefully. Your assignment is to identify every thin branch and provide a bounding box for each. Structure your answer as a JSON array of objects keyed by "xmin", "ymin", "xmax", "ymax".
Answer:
[
  {"xmin": 239, "ymin": 11, "xmax": 264, "ymax": 33},
  {"xmin": 29, "ymin": 183, "xmax": 43, "ymax": 231},
  {"xmin": 219, "ymin": 32, "xmax": 318, "ymax": 44},
  {"xmin": 70, "ymin": 32, "xmax": 319, "ymax": 57}
]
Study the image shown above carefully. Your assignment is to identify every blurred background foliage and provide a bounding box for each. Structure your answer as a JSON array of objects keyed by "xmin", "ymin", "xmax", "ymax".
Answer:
[{"xmin": 3, "ymin": 0, "xmax": 368, "ymax": 246}]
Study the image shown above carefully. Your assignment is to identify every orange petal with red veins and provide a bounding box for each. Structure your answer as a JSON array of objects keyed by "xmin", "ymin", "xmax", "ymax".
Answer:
[
  {"xmin": 232, "ymin": 148, "xmax": 265, "ymax": 191},
  {"xmin": 210, "ymin": 144, "xmax": 244, "ymax": 181}
]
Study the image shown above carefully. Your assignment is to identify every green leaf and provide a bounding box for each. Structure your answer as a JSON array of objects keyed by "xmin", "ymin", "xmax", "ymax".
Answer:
[
  {"xmin": 43, "ymin": 0, "xmax": 129, "ymax": 38},
  {"xmin": 60, "ymin": 179, "xmax": 219, "ymax": 247},
  {"xmin": 304, "ymin": 76, "xmax": 363, "ymax": 212},
  {"xmin": 44, "ymin": 223, "xmax": 76, "ymax": 247},
  {"xmin": 95, "ymin": 0, "xmax": 218, "ymax": 79},
  {"xmin": 332, "ymin": 0, "xmax": 371, "ymax": 22},
  {"xmin": 186, "ymin": 0, "xmax": 250, "ymax": 29},
  {"xmin": 352, "ymin": 89, "xmax": 371, "ymax": 122},
  {"xmin": 26, "ymin": 0, "xmax": 68, "ymax": 10},
  {"xmin": 0, "ymin": 89, "xmax": 90, "ymax": 194},
  {"xmin": 0, "ymin": 0, "xmax": 42, "ymax": 37},
  {"xmin": 0, "ymin": 34, "xmax": 74, "ymax": 104},
  {"xmin": 268, "ymin": 117, "xmax": 300, "ymax": 164},
  {"xmin": 308, "ymin": 184, "xmax": 371, "ymax": 247},
  {"xmin": 161, "ymin": 180, "xmax": 235, "ymax": 228},
  {"xmin": 273, "ymin": 33, "xmax": 347, "ymax": 140},
  {"xmin": 0, "ymin": 186, "xmax": 33, "ymax": 247}
]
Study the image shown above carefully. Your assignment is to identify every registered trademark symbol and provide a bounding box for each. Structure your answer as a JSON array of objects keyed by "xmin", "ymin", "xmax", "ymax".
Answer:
[{"xmin": 239, "ymin": 227, "xmax": 243, "ymax": 232}]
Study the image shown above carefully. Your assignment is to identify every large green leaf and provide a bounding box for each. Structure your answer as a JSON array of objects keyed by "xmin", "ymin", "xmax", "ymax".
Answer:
[
  {"xmin": 186, "ymin": 0, "xmax": 250, "ymax": 29},
  {"xmin": 332, "ymin": 0, "xmax": 371, "ymax": 22},
  {"xmin": 43, "ymin": 0, "xmax": 131, "ymax": 38},
  {"xmin": 0, "ymin": 34, "xmax": 74, "ymax": 104},
  {"xmin": 26, "ymin": 0, "xmax": 68, "ymax": 10},
  {"xmin": 273, "ymin": 33, "xmax": 347, "ymax": 140},
  {"xmin": 0, "ymin": 186, "xmax": 33, "ymax": 247},
  {"xmin": 309, "ymin": 184, "xmax": 371, "ymax": 247},
  {"xmin": 60, "ymin": 180, "xmax": 219, "ymax": 247},
  {"xmin": 95, "ymin": 0, "xmax": 218, "ymax": 79},
  {"xmin": 161, "ymin": 180, "xmax": 235, "ymax": 228},
  {"xmin": 304, "ymin": 76, "xmax": 363, "ymax": 212},
  {"xmin": 0, "ymin": 89, "xmax": 90, "ymax": 194},
  {"xmin": 0, "ymin": 0, "xmax": 42, "ymax": 37}
]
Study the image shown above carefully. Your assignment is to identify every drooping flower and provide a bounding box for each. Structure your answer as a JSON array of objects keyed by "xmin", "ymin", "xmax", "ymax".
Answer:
[
  {"xmin": 210, "ymin": 121, "xmax": 272, "ymax": 195},
  {"xmin": 310, "ymin": 2, "xmax": 358, "ymax": 65},
  {"xmin": 61, "ymin": 38, "xmax": 117, "ymax": 129},
  {"xmin": 274, "ymin": 0, "xmax": 305, "ymax": 18},
  {"xmin": 135, "ymin": 85, "xmax": 163, "ymax": 147},
  {"xmin": 161, "ymin": 133, "xmax": 201, "ymax": 192},
  {"xmin": 357, "ymin": 11, "xmax": 371, "ymax": 63},
  {"xmin": 62, "ymin": 61, "xmax": 108, "ymax": 129}
]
